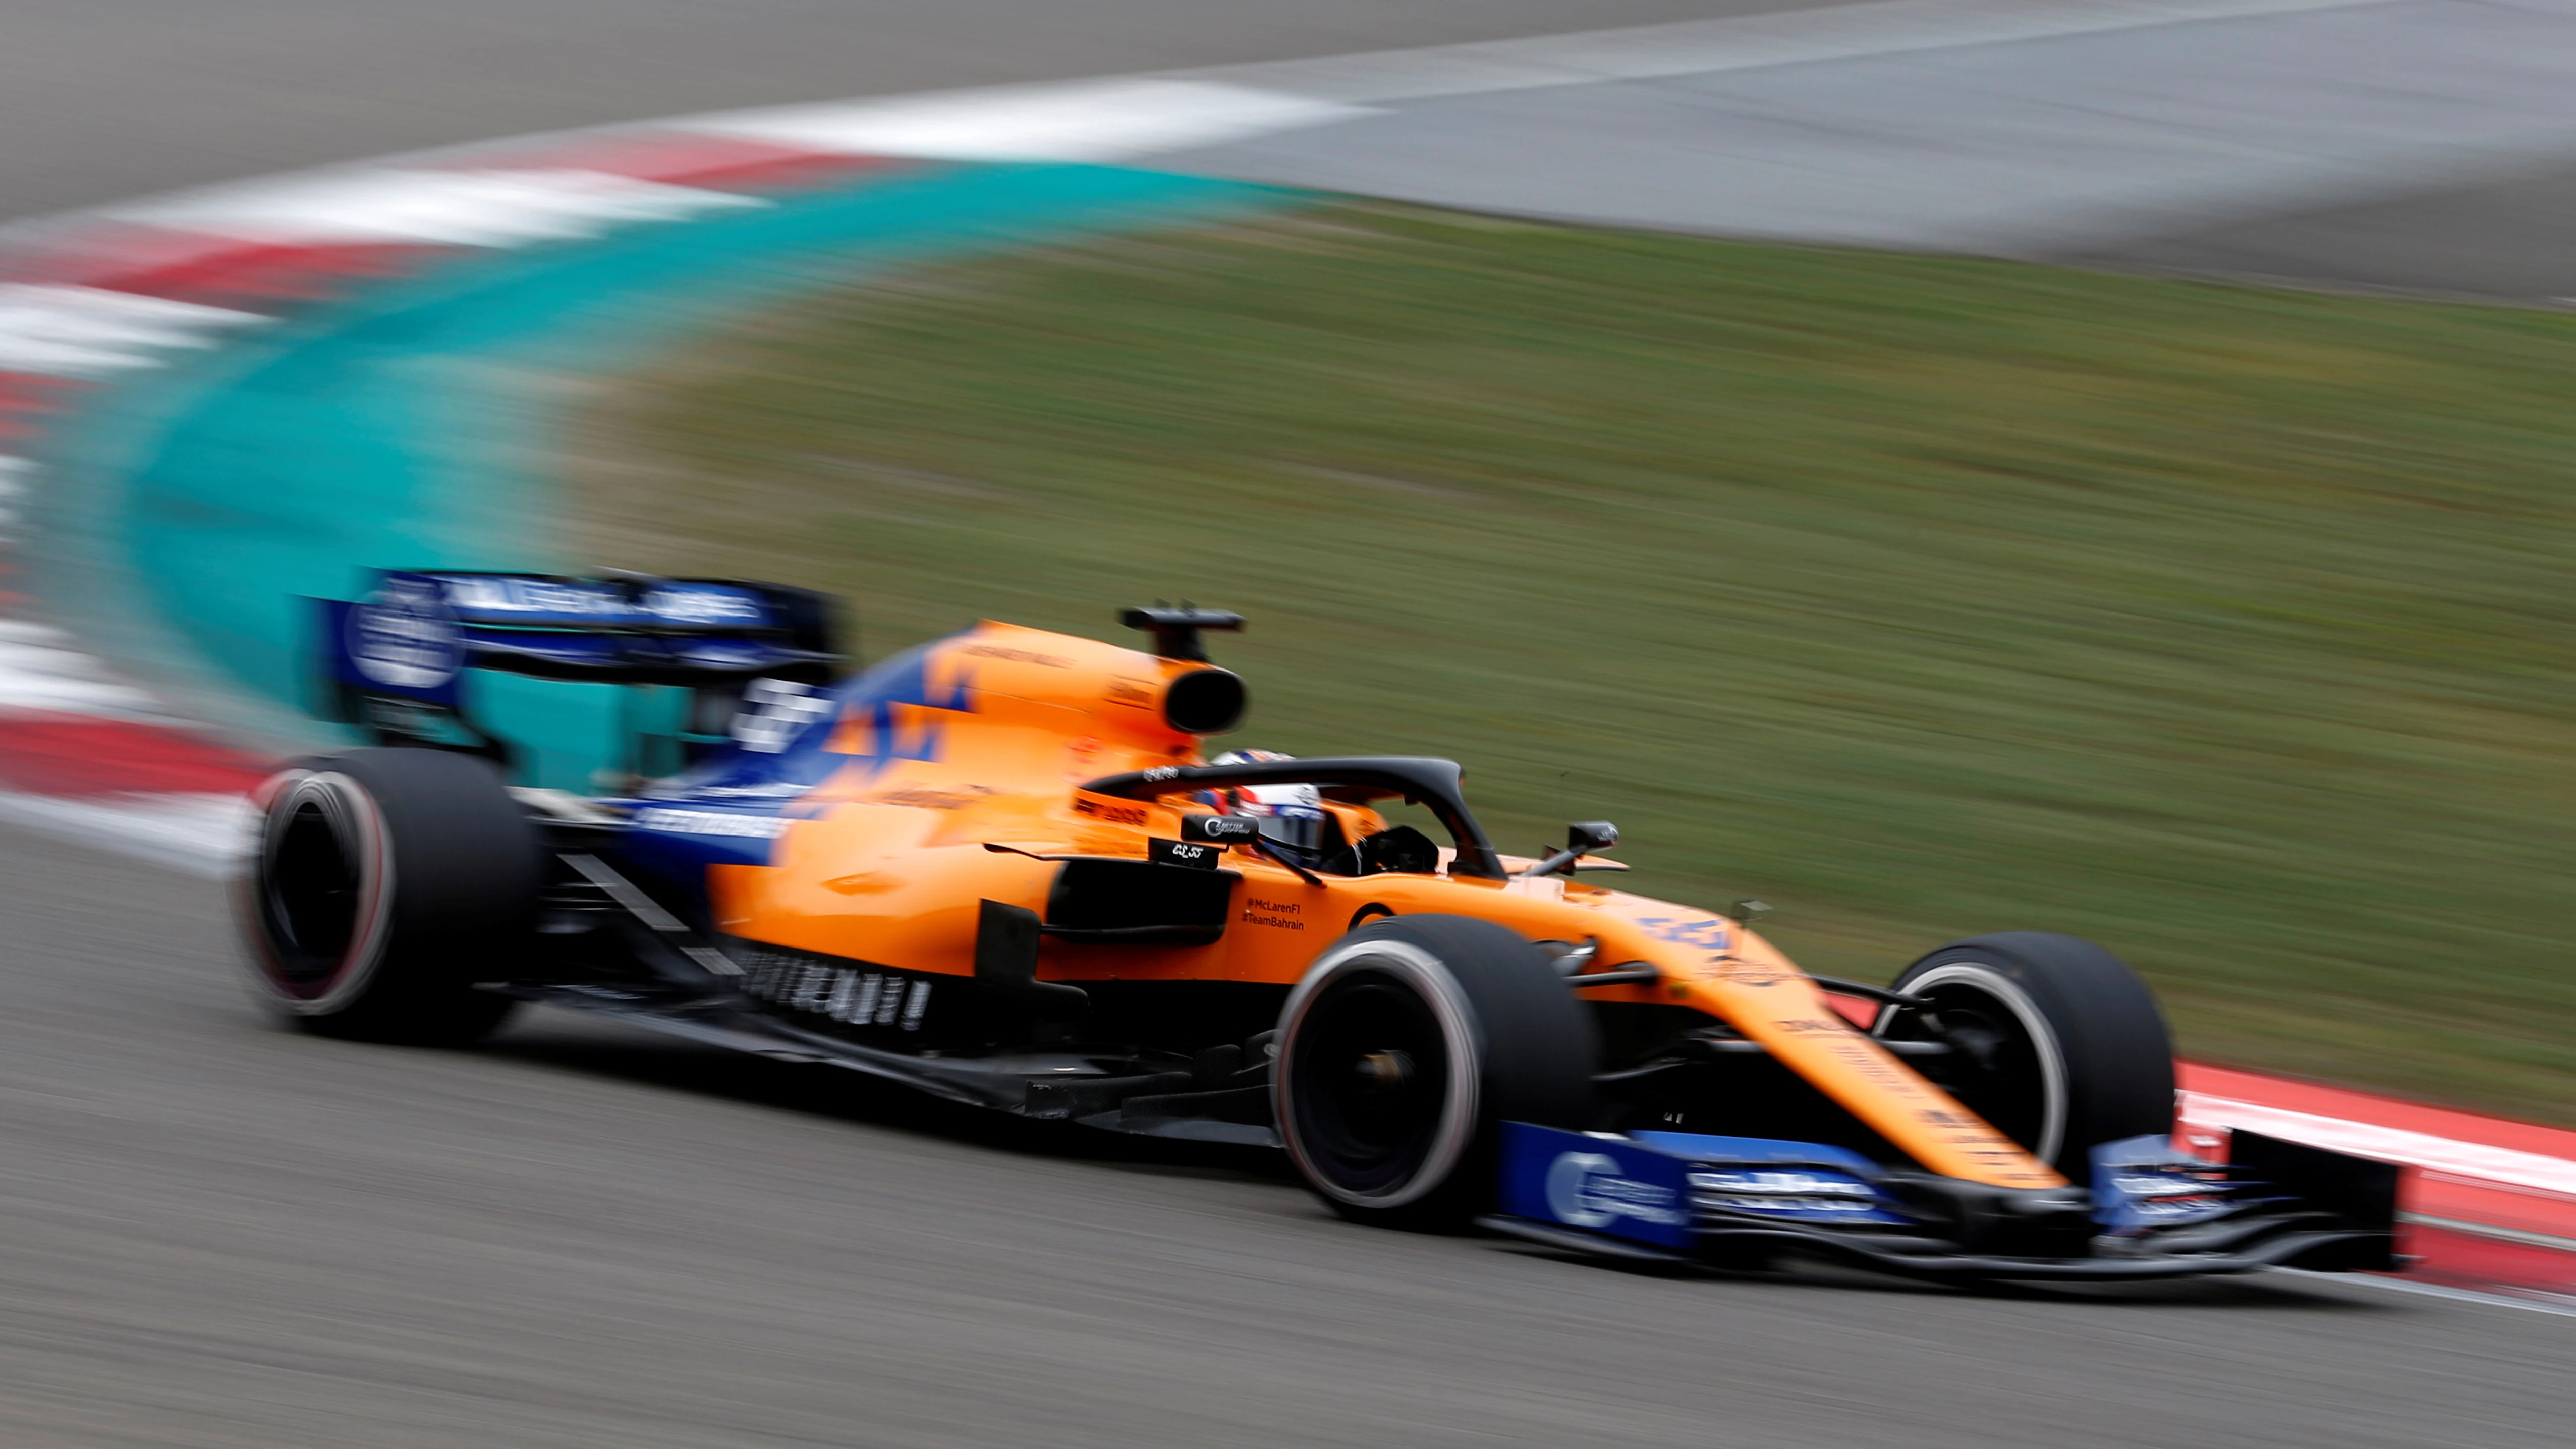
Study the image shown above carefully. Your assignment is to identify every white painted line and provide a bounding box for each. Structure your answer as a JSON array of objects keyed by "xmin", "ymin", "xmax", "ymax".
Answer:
[
  {"xmin": 1190, "ymin": 0, "xmax": 2405, "ymax": 103},
  {"xmin": 0, "ymin": 790, "xmax": 251, "ymax": 879},
  {"xmin": 2404, "ymin": 1213, "xmax": 2576, "ymax": 1255},
  {"xmin": 108, "ymin": 168, "xmax": 764, "ymax": 250},
  {"xmin": 2287, "ymin": 1268, "xmax": 2576, "ymax": 1321},
  {"xmin": 2184, "ymin": 1092, "xmax": 2576, "ymax": 1198},
  {"xmin": 691, "ymin": 79, "xmax": 1368, "ymax": 163},
  {"xmin": 0, "ymin": 283, "xmax": 266, "ymax": 378}
]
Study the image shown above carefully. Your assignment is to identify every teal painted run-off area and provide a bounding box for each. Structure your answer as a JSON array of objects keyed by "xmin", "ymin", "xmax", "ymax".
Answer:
[{"xmin": 110, "ymin": 162, "xmax": 1280, "ymax": 787}]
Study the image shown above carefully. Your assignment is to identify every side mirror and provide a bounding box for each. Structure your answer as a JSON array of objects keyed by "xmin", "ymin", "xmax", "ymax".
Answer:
[
  {"xmin": 1565, "ymin": 821, "xmax": 1619, "ymax": 855},
  {"xmin": 1522, "ymin": 821, "xmax": 1620, "ymax": 879}
]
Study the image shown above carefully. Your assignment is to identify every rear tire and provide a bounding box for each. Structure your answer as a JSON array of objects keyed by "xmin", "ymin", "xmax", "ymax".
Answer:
[
  {"xmin": 238, "ymin": 748, "xmax": 538, "ymax": 1045},
  {"xmin": 1274, "ymin": 915, "xmax": 1597, "ymax": 1228},
  {"xmin": 1883, "ymin": 932, "xmax": 2174, "ymax": 1176}
]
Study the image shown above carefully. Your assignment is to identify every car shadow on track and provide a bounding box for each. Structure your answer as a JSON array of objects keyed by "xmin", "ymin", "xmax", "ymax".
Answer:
[
  {"xmin": 474, "ymin": 1008, "xmax": 2404, "ymax": 1318},
  {"xmin": 1488, "ymin": 1234, "xmax": 2409, "ymax": 1314},
  {"xmin": 1485, "ymin": 1236, "xmax": 2404, "ymax": 1314},
  {"xmin": 477, "ymin": 1005, "xmax": 1295, "ymax": 1182}
]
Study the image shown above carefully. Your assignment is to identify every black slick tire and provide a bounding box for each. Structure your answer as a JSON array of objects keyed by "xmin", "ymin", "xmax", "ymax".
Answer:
[
  {"xmin": 1884, "ymin": 931, "xmax": 2174, "ymax": 1176},
  {"xmin": 238, "ymin": 747, "xmax": 538, "ymax": 1045},
  {"xmin": 1273, "ymin": 915, "xmax": 1598, "ymax": 1228}
]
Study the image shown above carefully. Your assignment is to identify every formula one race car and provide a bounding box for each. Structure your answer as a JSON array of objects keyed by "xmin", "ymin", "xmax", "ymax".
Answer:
[{"xmin": 239, "ymin": 571, "xmax": 2405, "ymax": 1283}]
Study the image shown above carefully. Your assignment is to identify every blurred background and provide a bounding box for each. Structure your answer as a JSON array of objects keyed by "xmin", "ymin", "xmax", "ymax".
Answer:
[{"xmin": 4, "ymin": 2, "xmax": 2574, "ymax": 1445}]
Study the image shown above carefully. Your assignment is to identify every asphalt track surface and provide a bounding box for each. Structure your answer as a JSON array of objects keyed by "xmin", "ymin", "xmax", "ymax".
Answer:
[
  {"xmin": 8, "ymin": 833, "xmax": 2575, "ymax": 1448},
  {"xmin": 6, "ymin": 2, "xmax": 2576, "ymax": 1444}
]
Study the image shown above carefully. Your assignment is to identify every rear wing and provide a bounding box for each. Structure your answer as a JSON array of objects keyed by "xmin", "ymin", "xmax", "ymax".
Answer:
[{"xmin": 311, "ymin": 569, "xmax": 842, "ymax": 777}]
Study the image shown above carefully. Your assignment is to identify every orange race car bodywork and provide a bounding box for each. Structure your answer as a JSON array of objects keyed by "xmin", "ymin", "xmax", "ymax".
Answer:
[{"xmin": 705, "ymin": 618, "xmax": 2061, "ymax": 1194}]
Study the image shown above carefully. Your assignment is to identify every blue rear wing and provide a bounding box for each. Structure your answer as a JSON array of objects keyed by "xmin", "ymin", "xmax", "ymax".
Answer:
[
  {"xmin": 317, "ymin": 570, "xmax": 836, "ymax": 696},
  {"xmin": 310, "ymin": 569, "xmax": 843, "ymax": 780}
]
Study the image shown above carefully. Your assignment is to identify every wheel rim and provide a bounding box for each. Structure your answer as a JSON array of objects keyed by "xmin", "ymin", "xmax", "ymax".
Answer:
[
  {"xmin": 1291, "ymin": 976, "xmax": 1449, "ymax": 1194},
  {"xmin": 1889, "ymin": 961, "xmax": 2068, "ymax": 1166},
  {"xmin": 1276, "ymin": 943, "xmax": 1481, "ymax": 1208},
  {"xmin": 246, "ymin": 772, "xmax": 393, "ymax": 1008}
]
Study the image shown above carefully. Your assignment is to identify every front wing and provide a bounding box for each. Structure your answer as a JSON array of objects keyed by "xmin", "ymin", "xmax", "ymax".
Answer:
[{"xmin": 1481, "ymin": 1122, "xmax": 2405, "ymax": 1282}]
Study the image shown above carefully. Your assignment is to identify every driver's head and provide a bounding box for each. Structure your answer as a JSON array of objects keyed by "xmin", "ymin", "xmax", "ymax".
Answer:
[{"xmin": 1201, "ymin": 750, "xmax": 1328, "ymax": 858}]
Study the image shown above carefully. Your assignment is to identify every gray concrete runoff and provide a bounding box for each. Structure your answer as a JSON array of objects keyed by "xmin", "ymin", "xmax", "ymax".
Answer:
[
  {"xmin": 3, "ymin": 822, "xmax": 2572, "ymax": 1448},
  {"xmin": 1149, "ymin": 0, "xmax": 2576, "ymax": 298},
  {"xmin": 15, "ymin": 0, "xmax": 2576, "ymax": 297}
]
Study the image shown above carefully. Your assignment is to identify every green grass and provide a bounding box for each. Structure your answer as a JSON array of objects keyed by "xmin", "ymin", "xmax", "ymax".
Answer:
[{"xmin": 568, "ymin": 200, "xmax": 2576, "ymax": 1122}]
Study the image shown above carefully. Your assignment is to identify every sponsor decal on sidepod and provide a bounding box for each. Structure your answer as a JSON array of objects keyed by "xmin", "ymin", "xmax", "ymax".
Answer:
[{"xmin": 630, "ymin": 808, "xmax": 789, "ymax": 839}]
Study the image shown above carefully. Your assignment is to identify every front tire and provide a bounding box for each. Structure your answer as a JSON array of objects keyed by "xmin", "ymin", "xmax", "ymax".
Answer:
[
  {"xmin": 238, "ymin": 748, "xmax": 538, "ymax": 1045},
  {"xmin": 1274, "ymin": 916, "xmax": 1597, "ymax": 1228},
  {"xmin": 1882, "ymin": 931, "xmax": 2174, "ymax": 1175}
]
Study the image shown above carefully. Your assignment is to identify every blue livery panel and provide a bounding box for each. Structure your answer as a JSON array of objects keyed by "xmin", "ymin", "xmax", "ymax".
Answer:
[
  {"xmin": 1496, "ymin": 1124, "xmax": 1924, "ymax": 1250},
  {"xmin": 1495, "ymin": 1123, "xmax": 1697, "ymax": 1250}
]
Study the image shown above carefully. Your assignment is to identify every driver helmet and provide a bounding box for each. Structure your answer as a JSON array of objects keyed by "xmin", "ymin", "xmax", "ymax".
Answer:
[{"xmin": 1200, "ymin": 750, "xmax": 1328, "ymax": 858}]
